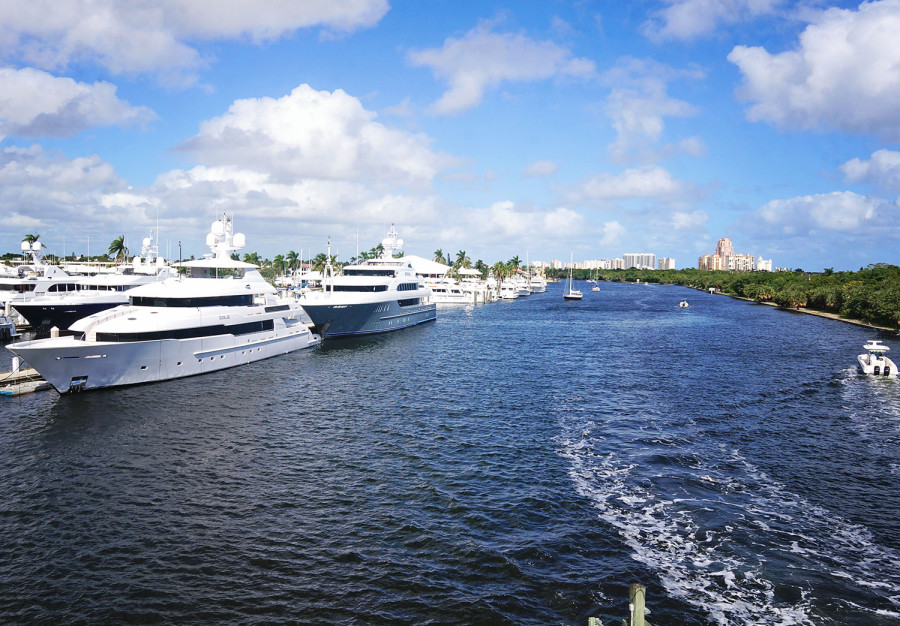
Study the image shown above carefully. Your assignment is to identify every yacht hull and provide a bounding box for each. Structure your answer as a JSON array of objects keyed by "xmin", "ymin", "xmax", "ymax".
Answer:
[
  {"xmin": 7, "ymin": 325, "xmax": 319, "ymax": 393},
  {"xmin": 12, "ymin": 301, "xmax": 122, "ymax": 332},
  {"xmin": 301, "ymin": 300, "xmax": 436, "ymax": 337}
]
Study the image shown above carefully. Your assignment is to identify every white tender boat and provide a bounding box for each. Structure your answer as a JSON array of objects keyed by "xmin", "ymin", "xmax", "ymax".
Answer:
[
  {"xmin": 679, "ymin": 299, "xmax": 689, "ymax": 308},
  {"xmin": 857, "ymin": 340, "xmax": 897, "ymax": 377},
  {"xmin": 300, "ymin": 225, "xmax": 436, "ymax": 337},
  {"xmin": 7, "ymin": 215, "xmax": 320, "ymax": 393}
]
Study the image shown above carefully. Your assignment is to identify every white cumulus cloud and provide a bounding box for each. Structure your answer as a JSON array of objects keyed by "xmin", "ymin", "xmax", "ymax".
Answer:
[
  {"xmin": 0, "ymin": 0, "xmax": 389, "ymax": 81},
  {"xmin": 598, "ymin": 220, "xmax": 625, "ymax": 248},
  {"xmin": 601, "ymin": 58, "xmax": 702, "ymax": 164},
  {"xmin": 408, "ymin": 20, "xmax": 595, "ymax": 115},
  {"xmin": 179, "ymin": 84, "xmax": 455, "ymax": 189},
  {"xmin": 643, "ymin": 0, "xmax": 782, "ymax": 41},
  {"xmin": 755, "ymin": 191, "xmax": 883, "ymax": 235},
  {"xmin": 0, "ymin": 67, "xmax": 155, "ymax": 139},
  {"xmin": 728, "ymin": 0, "xmax": 900, "ymax": 140},
  {"xmin": 840, "ymin": 149, "xmax": 900, "ymax": 193},
  {"xmin": 571, "ymin": 166, "xmax": 686, "ymax": 202}
]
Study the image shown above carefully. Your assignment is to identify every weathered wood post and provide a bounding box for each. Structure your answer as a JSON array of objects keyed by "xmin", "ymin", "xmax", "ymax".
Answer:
[{"xmin": 629, "ymin": 583, "xmax": 646, "ymax": 626}]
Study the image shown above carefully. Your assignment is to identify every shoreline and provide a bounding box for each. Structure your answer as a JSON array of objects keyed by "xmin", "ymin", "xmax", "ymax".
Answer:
[{"xmin": 727, "ymin": 293, "xmax": 898, "ymax": 333}]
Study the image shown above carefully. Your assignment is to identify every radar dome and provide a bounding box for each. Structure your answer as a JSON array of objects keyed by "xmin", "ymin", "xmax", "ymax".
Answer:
[
  {"xmin": 233, "ymin": 233, "xmax": 246, "ymax": 249},
  {"xmin": 32, "ymin": 241, "xmax": 42, "ymax": 251},
  {"xmin": 211, "ymin": 220, "xmax": 225, "ymax": 236},
  {"xmin": 206, "ymin": 233, "xmax": 217, "ymax": 247},
  {"xmin": 20, "ymin": 241, "xmax": 30, "ymax": 252},
  {"xmin": 142, "ymin": 237, "xmax": 151, "ymax": 247}
]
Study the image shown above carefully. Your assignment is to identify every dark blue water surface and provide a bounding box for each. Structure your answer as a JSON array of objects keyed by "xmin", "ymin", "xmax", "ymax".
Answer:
[{"xmin": 2, "ymin": 282, "xmax": 899, "ymax": 624}]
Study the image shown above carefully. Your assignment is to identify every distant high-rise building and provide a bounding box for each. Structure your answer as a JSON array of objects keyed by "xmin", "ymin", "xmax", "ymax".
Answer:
[
  {"xmin": 725, "ymin": 253, "xmax": 755, "ymax": 271},
  {"xmin": 658, "ymin": 257, "xmax": 676, "ymax": 270},
  {"xmin": 601, "ymin": 258, "xmax": 625, "ymax": 270},
  {"xmin": 714, "ymin": 237, "xmax": 734, "ymax": 258},
  {"xmin": 699, "ymin": 237, "xmax": 771, "ymax": 272},
  {"xmin": 756, "ymin": 257, "xmax": 773, "ymax": 272},
  {"xmin": 623, "ymin": 253, "xmax": 657, "ymax": 269},
  {"xmin": 698, "ymin": 254, "xmax": 724, "ymax": 271}
]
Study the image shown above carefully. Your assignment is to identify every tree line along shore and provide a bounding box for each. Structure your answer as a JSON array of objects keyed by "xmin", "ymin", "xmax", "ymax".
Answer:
[{"xmin": 544, "ymin": 263, "xmax": 900, "ymax": 330}]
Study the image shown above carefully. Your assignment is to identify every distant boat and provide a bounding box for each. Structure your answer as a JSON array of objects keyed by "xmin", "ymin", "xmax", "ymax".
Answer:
[
  {"xmin": 857, "ymin": 340, "xmax": 897, "ymax": 377},
  {"xmin": 679, "ymin": 299, "xmax": 689, "ymax": 308},
  {"xmin": 563, "ymin": 253, "xmax": 582, "ymax": 301}
]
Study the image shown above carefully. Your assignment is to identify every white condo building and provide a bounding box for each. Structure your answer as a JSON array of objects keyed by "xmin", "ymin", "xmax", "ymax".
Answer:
[
  {"xmin": 658, "ymin": 257, "xmax": 676, "ymax": 270},
  {"xmin": 623, "ymin": 253, "xmax": 657, "ymax": 270}
]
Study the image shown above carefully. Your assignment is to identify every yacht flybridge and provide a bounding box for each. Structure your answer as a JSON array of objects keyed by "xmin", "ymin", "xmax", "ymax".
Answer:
[
  {"xmin": 300, "ymin": 225, "xmax": 436, "ymax": 337},
  {"xmin": 7, "ymin": 215, "xmax": 320, "ymax": 393}
]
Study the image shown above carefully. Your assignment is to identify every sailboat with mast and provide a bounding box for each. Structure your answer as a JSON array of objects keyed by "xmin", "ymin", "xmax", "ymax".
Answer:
[{"xmin": 563, "ymin": 253, "xmax": 582, "ymax": 301}]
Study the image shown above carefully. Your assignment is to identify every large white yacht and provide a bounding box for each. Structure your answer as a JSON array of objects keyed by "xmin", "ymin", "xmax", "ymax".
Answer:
[
  {"xmin": 7, "ymin": 215, "xmax": 320, "ymax": 393},
  {"xmin": 10, "ymin": 234, "xmax": 170, "ymax": 332},
  {"xmin": 300, "ymin": 225, "xmax": 436, "ymax": 337}
]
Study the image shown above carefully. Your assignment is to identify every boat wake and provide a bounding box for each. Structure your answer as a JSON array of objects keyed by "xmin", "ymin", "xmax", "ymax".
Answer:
[{"xmin": 556, "ymin": 420, "xmax": 900, "ymax": 624}]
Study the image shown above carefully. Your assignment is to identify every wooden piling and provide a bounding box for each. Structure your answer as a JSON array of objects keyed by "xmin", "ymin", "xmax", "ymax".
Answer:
[{"xmin": 629, "ymin": 583, "xmax": 646, "ymax": 626}]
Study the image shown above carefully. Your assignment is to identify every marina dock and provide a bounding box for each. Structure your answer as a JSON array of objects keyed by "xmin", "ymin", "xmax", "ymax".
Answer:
[{"xmin": 0, "ymin": 363, "xmax": 51, "ymax": 396}]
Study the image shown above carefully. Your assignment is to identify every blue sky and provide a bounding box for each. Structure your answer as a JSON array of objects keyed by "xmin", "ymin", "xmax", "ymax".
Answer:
[{"xmin": 1, "ymin": 0, "xmax": 898, "ymax": 270}]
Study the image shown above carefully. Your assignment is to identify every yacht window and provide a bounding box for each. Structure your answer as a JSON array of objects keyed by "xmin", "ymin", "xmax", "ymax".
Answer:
[
  {"xmin": 48, "ymin": 283, "xmax": 79, "ymax": 292},
  {"xmin": 332, "ymin": 285, "xmax": 388, "ymax": 292},
  {"xmin": 86, "ymin": 319, "xmax": 274, "ymax": 342},
  {"xmin": 130, "ymin": 294, "xmax": 254, "ymax": 307},
  {"xmin": 343, "ymin": 269, "xmax": 396, "ymax": 277},
  {"xmin": 398, "ymin": 298, "xmax": 420, "ymax": 307},
  {"xmin": 397, "ymin": 283, "xmax": 419, "ymax": 292}
]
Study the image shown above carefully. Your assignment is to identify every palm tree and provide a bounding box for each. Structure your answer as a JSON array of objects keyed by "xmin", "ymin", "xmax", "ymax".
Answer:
[
  {"xmin": 286, "ymin": 250, "xmax": 299, "ymax": 274},
  {"xmin": 242, "ymin": 252, "xmax": 261, "ymax": 266},
  {"xmin": 508, "ymin": 255, "xmax": 521, "ymax": 272},
  {"xmin": 24, "ymin": 233, "xmax": 40, "ymax": 245},
  {"xmin": 455, "ymin": 250, "xmax": 470, "ymax": 269},
  {"xmin": 312, "ymin": 252, "xmax": 328, "ymax": 272},
  {"xmin": 273, "ymin": 254, "xmax": 286, "ymax": 275},
  {"xmin": 108, "ymin": 235, "xmax": 129, "ymax": 263},
  {"xmin": 492, "ymin": 261, "xmax": 505, "ymax": 284},
  {"xmin": 433, "ymin": 249, "xmax": 446, "ymax": 264}
]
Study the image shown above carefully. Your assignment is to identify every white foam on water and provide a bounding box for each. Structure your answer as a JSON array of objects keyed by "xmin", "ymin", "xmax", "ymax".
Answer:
[{"xmin": 557, "ymin": 427, "xmax": 900, "ymax": 625}]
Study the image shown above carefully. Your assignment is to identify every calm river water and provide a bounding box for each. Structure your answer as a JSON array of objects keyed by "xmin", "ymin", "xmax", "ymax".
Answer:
[{"xmin": 1, "ymin": 281, "xmax": 898, "ymax": 624}]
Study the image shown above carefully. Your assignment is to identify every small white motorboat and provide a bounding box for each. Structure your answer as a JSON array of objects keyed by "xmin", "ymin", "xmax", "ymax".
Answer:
[
  {"xmin": 678, "ymin": 299, "xmax": 689, "ymax": 308},
  {"xmin": 857, "ymin": 340, "xmax": 897, "ymax": 377}
]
